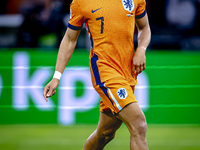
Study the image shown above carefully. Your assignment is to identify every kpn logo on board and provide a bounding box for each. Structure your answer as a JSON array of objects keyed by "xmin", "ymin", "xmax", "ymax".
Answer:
[
  {"xmin": 9, "ymin": 52, "xmax": 149, "ymax": 125},
  {"xmin": 0, "ymin": 74, "xmax": 2, "ymax": 98}
]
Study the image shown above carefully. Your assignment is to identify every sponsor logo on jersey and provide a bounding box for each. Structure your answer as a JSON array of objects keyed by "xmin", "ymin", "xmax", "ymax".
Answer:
[
  {"xmin": 91, "ymin": 7, "xmax": 103, "ymax": 13},
  {"xmin": 122, "ymin": 0, "xmax": 135, "ymax": 12},
  {"xmin": 117, "ymin": 88, "xmax": 128, "ymax": 99}
]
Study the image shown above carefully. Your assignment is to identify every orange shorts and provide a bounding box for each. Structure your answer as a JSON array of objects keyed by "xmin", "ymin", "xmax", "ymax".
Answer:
[{"xmin": 94, "ymin": 77, "xmax": 137, "ymax": 114}]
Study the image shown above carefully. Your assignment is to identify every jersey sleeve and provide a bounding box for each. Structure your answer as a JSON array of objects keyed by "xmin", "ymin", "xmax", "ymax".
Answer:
[
  {"xmin": 68, "ymin": 0, "xmax": 85, "ymax": 30},
  {"xmin": 135, "ymin": 0, "xmax": 146, "ymax": 19}
]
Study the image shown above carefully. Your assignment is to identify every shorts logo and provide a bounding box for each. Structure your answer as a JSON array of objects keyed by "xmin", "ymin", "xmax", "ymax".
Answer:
[
  {"xmin": 122, "ymin": 0, "xmax": 135, "ymax": 12},
  {"xmin": 117, "ymin": 88, "xmax": 128, "ymax": 99}
]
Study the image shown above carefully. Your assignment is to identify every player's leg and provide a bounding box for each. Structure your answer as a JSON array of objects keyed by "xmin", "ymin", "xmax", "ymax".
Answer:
[
  {"xmin": 118, "ymin": 102, "xmax": 148, "ymax": 150},
  {"xmin": 84, "ymin": 111, "xmax": 122, "ymax": 150}
]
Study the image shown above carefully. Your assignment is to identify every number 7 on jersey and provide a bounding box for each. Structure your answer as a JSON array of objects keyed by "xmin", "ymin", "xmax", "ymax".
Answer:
[{"xmin": 96, "ymin": 17, "xmax": 104, "ymax": 34}]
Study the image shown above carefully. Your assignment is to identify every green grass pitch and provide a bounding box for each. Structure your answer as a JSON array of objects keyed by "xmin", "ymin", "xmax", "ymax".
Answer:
[{"xmin": 0, "ymin": 124, "xmax": 200, "ymax": 150}]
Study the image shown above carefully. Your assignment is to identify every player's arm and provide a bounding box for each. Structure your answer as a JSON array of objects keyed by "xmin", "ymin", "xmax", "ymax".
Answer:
[
  {"xmin": 43, "ymin": 28, "xmax": 81, "ymax": 102},
  {"xmin": 55, "ymin": 28, "xmax": 81, "ymax": 74},
  {"xmin": 133, "ymin": 13, "xmax": 151, "ymax": 74}
]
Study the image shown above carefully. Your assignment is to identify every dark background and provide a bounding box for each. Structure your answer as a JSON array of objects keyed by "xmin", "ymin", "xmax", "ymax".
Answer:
[{"xmin": 0, "ymin": 0, "xmax": 200, "ymax": 51}]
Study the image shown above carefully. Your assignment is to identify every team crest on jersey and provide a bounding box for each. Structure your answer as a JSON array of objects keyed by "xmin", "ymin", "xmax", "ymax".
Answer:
[
  {"xmin": 117, "ymin": 88, "xmax": 128, "ymax": 99},
  {"xmin": 122, "ymin": 0, "xmax": 135, "ymax": 12}
]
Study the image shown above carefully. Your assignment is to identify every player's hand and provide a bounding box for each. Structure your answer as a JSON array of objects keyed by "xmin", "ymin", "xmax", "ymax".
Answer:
[
  {"xmin": 132, "ymin": 47, "xmax": 146, "ymax": 75},
  {"xmin": 43, "ymin": 78, "xmax": 59, "ymax": 102}
]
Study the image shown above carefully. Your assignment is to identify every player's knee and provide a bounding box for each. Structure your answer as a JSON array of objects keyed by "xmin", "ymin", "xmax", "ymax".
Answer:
[
  {"xmin": 97, "ymin": 129, "xmax": 116, "ymax": 144},
  {"xmin": 104, "ymin": 130, "xmax": 116, "ymax": 142},
  {"xmin": 130, "ymin": 114, "xmax": 147, "ymax": 137},
  {"xmin": 137, "ymin": 118, "xmax": 147, "ymax": 136}
]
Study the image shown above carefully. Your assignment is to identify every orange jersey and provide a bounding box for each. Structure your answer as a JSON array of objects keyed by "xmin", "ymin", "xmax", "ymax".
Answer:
[{"xmin": 68, "ymin": 0, "xmax": 146, "ymax": 87}]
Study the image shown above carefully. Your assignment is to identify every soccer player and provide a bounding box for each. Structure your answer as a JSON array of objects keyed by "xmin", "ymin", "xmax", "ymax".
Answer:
[{"xmin": 43, "ymin": 0, "xmax": 151, "ymax": 149}]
